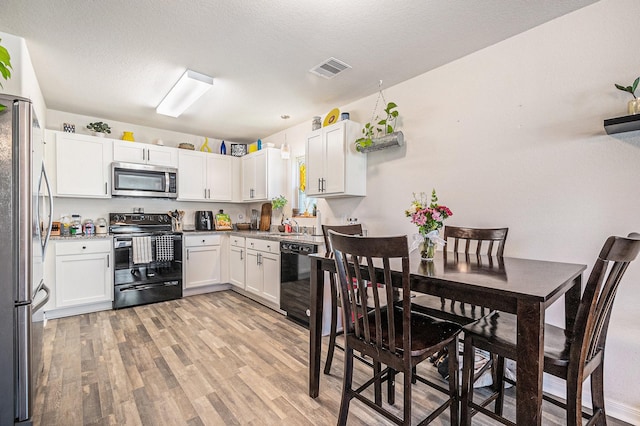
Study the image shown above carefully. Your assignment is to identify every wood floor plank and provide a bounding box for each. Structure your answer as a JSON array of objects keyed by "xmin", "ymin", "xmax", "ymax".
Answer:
[{"xmin": 35, "ymin": 290, "xmax": 633, "ymax": 426}]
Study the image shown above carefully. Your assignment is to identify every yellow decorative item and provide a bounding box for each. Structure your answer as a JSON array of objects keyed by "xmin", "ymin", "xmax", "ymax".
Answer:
[
  {"xmin": 248, "ymin": 142, "xmax": 258, "ymax": 153},
  {"xmin": 200, "ymin": 137, "xmax": 212, "ymax": 152},
  {"xmin": 122, "ymin": 131, "xmax": 135, "ymax": 141},
  {"xmin": 299, "ymin": 163, "xmax": 306, "ymax": 192},
  {"xmin": 323, "ymin": 108, "xmax": 340, "ymax": 127}
]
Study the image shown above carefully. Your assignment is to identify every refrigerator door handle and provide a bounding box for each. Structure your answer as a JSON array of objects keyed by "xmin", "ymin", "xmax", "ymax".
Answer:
[
  {"xmin": 41, "ymin": 164, "xmax": 53, "ymax": 256},
  {"xmin": 32, "ymin": 279, "xmax": 50, "ymax": 313}
]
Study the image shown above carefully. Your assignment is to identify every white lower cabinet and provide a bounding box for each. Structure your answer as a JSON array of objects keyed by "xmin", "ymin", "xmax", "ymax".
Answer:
[
  {"xmin": 184, "ymin": 234, "xmax": 221, "ymax": 289},
  {"xmin": 55, "ymin": 239, "xmax": 113, "ymax": 308},
  {"xmin": 245, "ymin": 238, "xmax": 280, "ymax": 306},
  {"xmin": 229, "ymin": 236, "xmax": 245, "ymax": 289}
]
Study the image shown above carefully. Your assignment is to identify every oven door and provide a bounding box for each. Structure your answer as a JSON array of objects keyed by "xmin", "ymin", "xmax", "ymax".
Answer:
[
  {"xmin": 113, "ymin": 233, "xmax": 183, "ymax": 309},
  {"xmin": 111, "ymin": 162, "xmax": 177, "ymax": 198}
]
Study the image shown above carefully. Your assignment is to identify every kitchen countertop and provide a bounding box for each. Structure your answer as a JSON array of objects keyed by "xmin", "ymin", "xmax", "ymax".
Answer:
[
  {"xmin": 51, "ymin": 234, "xmax": 112, "ymax": 240},
  {"xmin": 182, "ymin": 229, "xmax": 325, "ymax": 245}
]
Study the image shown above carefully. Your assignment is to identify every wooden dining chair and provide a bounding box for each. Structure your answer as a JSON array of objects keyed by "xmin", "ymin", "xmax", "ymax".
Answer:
[
  {"xmin": 321, "ymin": 224, "xmax": 365, "ymax": 376},
  {"xmin": 412, "ymin": 226, "xmax": 509, "ymax": 326},
  {"xmin": 460, "ymin": 232, "xmax": 640, "ymax": 426},
  {"xmin": 411, "ymin": 226, "xmax": 508, "ymax": 386},
  {"xmin": 329, "ymin": 231, "xmax": 462, "ymax": 425}
]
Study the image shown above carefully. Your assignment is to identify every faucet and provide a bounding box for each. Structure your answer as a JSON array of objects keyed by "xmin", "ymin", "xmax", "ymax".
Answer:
[{"xmin": 290, "ymin": 218, "xmax": 300, "ymax": 233}]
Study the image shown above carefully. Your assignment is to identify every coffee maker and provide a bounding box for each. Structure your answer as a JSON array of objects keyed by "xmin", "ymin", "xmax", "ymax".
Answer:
[{"xmin": 195, "ymin": 211, "xmax": 214, "ymax": 231}]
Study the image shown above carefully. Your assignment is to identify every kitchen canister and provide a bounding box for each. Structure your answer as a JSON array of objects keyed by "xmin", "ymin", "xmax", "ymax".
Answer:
[
  {"xmin": 122, "ymin": 131, "xmax": 135, "ymax": 141},
  {"xmin": 312, "ymin": 116, "xmax": 321, "ymax": 130}
]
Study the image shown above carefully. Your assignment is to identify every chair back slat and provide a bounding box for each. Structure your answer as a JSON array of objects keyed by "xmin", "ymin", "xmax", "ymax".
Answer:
[
  {"xmin": 571, "ymin": 234, "xmax": 640, "ymax": 369},
  {"xmin": 330, "ymin": 231, "xmax": 410, "ymax": 355},
  {"xmin": 444, "ymin": 226, "xmax": 509, "ymax": 256}
]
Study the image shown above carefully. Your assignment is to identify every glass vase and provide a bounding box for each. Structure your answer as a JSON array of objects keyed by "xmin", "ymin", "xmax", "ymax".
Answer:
[
  {"xmin": 628, "ymin": 98, "xmax": 640, "ymax": 115},
  {"xmin": 421, "ymin": 234, "xmax": 436, "ymax": 261}
]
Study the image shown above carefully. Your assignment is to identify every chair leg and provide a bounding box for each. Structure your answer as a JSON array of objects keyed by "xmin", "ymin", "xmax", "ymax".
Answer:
[
  {"xmin": 338, "ymin": 346, "xmax": 354, "ymax": 426},
  {"xmin": 566, "ymin": 371, "xmax": 584, "ymax": 426},
  {"xmin": 387, "ymin": 368, "xmax": 396, "ymax": 405},
  {"xmin": 374, "ymin": 361, "xmax": 382, "ymax": 407},
  {"xmin": 324, "ymin": 275, "xmax": 339, "ymax": 375},
  {"xmin": 493, "ymin": 356, "xmax": 506, "ymax": 416},
  {"xmin": 403, "ymin": 366, "xmax": 412, "ymax": 425},
  {"xmin": 460, "ymin": 334, "xmax": 475, "ymax": 426},
  {"xmin": 590, "ymin": 362, "xmax": 607, "ymax": 425},
  {"xmin": 448, "ymin": 337, "xmax": 460, "ymax": 426}
]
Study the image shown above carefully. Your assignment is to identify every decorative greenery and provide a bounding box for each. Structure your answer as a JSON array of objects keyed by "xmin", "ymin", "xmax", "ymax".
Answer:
[
  {"xmin": 615, "ymin": 77, "xmax": 639, "ymax": 99},
  {"xmin": 0, "ymin": 38, "xmax": 13, "ymax": 112},
  {"xmin": 355, "ymin": 102, "xmax": 399, "ymax": 152},
  {"xmin": 271, "ymin": 195, "xmax": 287, "ymax": 210},
  {"xmin": 86, "ymin": 121, "xmax": 111, "ymax": 134}
]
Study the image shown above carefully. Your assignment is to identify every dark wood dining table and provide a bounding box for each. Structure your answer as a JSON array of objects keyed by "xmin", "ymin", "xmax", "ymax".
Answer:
[{"xmin": 308, "ymin": 249, "xmax": 587, "ymax": 425}]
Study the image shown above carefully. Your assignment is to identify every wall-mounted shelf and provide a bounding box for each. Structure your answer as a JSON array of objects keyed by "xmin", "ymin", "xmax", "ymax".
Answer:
[{"xmin": 604, "ymin": 114, "xmax": 640, "ymax": 135}]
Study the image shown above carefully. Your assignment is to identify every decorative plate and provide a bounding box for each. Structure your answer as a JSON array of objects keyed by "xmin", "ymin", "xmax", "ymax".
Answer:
[{"xmin": 323, "ymin": 108, "xmax": 340, "ymax": 127}]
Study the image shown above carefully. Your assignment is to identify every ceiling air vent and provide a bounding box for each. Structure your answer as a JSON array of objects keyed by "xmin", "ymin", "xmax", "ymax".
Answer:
[{"xmin": 310, "ymin": 57, "xmax": 352, "ymax": 79}]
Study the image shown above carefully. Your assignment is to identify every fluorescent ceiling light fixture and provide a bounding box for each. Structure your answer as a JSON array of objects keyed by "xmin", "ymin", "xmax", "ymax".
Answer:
[{"xmin": 156, "ymin": 70, "xmax": 213, "ymax": 117}]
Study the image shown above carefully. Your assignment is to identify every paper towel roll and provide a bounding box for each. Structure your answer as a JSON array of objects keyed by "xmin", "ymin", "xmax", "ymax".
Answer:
[{"xmin": 315, "ymin": 209, "xmax": 322, "ymax": 235}]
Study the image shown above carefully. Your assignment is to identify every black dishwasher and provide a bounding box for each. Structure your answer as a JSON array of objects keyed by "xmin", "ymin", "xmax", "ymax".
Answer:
[{"xmin": 280, "ymin": 241, "xmax": 318, "ymax": 327}]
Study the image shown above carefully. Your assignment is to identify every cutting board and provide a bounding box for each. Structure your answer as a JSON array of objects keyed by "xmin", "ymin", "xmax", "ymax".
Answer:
[{"xmin": 259, "ymin": 203, "xmax": 272, "ymax": 231}]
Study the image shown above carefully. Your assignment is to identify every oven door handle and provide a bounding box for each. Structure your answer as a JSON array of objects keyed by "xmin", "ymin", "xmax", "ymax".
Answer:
[{"xmin": 119, "ymin": 281, "xmax": 179, "ymax": 292}]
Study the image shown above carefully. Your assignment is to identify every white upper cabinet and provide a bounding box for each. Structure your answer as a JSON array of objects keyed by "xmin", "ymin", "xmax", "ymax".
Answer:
[
  {"xmin": 241, "ymin": 148, "xmax": 284, "ymax": 201},
  {"xmin": 113, "ymin": 140, "xmax": 178, "ymax": 167},
  {"xmin": 305, "ymin": 120, "xmax": 366, "ymax": 198},
  {"xmin": 53, "ymin": 131, "xmax": 113, "ymax": 198},
  {"xmin": 177, "ymin": 150, "xmax": 233, "ymax": 201}
]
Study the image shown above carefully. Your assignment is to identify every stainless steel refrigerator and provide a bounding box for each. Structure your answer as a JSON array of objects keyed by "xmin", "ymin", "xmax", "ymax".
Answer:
[{"xmin": 0, "ymin": 94, "xmax": 52, "ymax": 425}]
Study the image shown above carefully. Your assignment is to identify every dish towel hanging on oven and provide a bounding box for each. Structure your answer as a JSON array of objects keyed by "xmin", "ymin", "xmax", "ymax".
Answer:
[
  {"xmin": 132, "ymin": 236, "xmax": 153, "ymax": 264},
  {"xmin": 155, "ymin": 234, "xmax": 174, "ymax": 261}
]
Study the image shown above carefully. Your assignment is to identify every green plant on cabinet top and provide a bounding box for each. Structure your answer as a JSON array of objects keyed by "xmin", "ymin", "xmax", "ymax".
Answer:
[{"xmin": 0, "ymin": 38, "xmax": 13, "ymax": 112}]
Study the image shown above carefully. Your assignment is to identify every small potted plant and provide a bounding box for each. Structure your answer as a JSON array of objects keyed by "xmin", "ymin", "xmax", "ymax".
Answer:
[
  {"xmin": 86, "ymin": 121, "xmax": 111, "ymax": 137},
  {"xmin": 354, "ymin": 101, "xmax": 404, "ymax": 152},
  {"xmin": 615, "ymin": 77, "xmax": 640, "ymax": 115},
  {"xmin": 271, "ymin": 195, "xmax": 288, "ymax": 230}
]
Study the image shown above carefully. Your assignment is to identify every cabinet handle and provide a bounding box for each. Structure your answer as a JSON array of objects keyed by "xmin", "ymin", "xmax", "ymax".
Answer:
[
  {"xmin": 318, "ymin": 178, "xmax": 321, "ymax": 193},
  {"xmin": 208, "ymin": 188, "xmax": 211, "ymax": 199},
  {"xmin": 146, "ymin": 149, "xmax": 150, "ymax": 162},
  {"xmin": 202, "ymin": 239, "xmax": 206, "ymax": 244},
  {"xmin": 204, "ymin": 188, "xmax": 207, "ymax": 198},
  {"xmin": 143, "ymin": 149, "xmax": 146, "ymax": 161},
  {"xmin": 322, "ymin": 178, "xmax": 326, "ymax": 192},
  {"xmin": 257, "ymin": 253, "xmax": 262, "ymax": 265},
  {"xmin": 107, "ymin": 254, "xmax": 110, "ymax": 268},
  {"xmin": 240, "ymin": 249, "xmax": 243, "ymax": 260},
  {"xmin": 82, "ymin": 246, "xmax": 86, "ymax": 249},
  {"xmin": 105, "ymin": 182, "xmax": 108, "ymax": 195},
  {"xmin": 187, "ymin": 249, "xmax": 190, "ymax": 260}
]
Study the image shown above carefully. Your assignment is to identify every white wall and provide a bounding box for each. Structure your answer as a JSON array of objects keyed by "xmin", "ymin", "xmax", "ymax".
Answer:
[
  {"xmin": 269, "ymin": 0, "xmax": 640, "ymax": 422},
  {"xmin": 0, "ymin": 32, "xmax": 47, "ymax": 125}
]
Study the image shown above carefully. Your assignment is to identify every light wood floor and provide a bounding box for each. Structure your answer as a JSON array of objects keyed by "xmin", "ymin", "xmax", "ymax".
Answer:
[{"xmin": 35, "ymin": 291, "xmax": 632, "ymax": 425}]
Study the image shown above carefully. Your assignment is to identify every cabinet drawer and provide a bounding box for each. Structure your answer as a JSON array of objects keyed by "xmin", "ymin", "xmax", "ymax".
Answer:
[
  {"xmin": 230, "ymin": 236, "xmax": 245, "ymax": 248},
  {"xmin": 246, "ymin": 238, "xmax": 278, "ymax": 253},
  {"xmin": 185, "ymin": 234, "xmax": 221, "ymax": 247},
  {"xmin": 55, "ymin": 239, "xmax": 111, "ymax": 256}
]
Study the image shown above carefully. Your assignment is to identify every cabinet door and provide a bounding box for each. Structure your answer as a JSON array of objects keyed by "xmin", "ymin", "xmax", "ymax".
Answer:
[
  {"xmin": 146, "ymin": 145, "xmax": 178, "ymax": 167},
  {"xmin": 241, "ymin": 155, "xmax": 256, "ymax": 200},
  {"xmin": 323, "ymin": 125, "xmax": 346, "ymax": 195},
  {"xmin": 207, "ymin": 155, "xmax": 232, "ymax": 201},
  {"xmin": 113, "ymin": 140, "xmax": 145, "ymax": 164},
  {"xmin": 261, "ymin": 252, "xmax": 280, "ymax": 306},
  {"xmin": 55, "ymin": 252, "xmax": 111, "ymax": 307},
  {"xmin": 245, "ymin": 249, "xmax": 262, "ymax": 295},
  {"xmin": 252, "ymin": 150, "xmax": 268, "ymax": 200},
  {"xmin": 305, "ymin": 131, "xmax": 323, "ymax": 196},
  {"xmin": 229, "ymin": 246, "xmax": 245, "ymax": 289},
  {"xmin": 185, "ymin": 245, "xmax": 221, "ymax": 288},
  {"xmin": 177, "ymin": 150, "xmax": 207, "ymax": 200},
  {"xmin": 55, "ymin": 133, "xmax": 112, "ymax": 198}
]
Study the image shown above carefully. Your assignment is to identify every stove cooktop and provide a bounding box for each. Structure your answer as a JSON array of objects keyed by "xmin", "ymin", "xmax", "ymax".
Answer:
[{"xmin": 109, "ymin": 213, "xmax": 174, "ymax": 234}]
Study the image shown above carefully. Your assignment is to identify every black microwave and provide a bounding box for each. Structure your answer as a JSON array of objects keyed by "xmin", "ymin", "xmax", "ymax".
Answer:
[{"xmin": 111, "ymin": 162, "xmax": 178, "ymax": 198}]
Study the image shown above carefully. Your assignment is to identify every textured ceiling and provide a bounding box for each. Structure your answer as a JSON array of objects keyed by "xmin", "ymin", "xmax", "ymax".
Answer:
[{"xmin": 1, "ymin": 0, "xmax": 598, "ymax": 142}]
